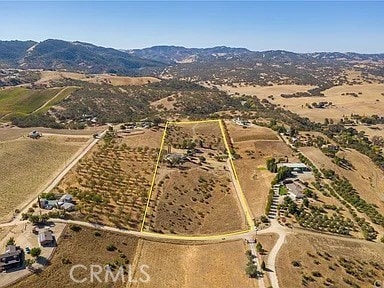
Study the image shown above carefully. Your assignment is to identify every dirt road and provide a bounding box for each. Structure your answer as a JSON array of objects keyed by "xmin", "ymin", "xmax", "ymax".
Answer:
[{"xmin": 32, "ymin": 86, "xmax": 77, "ymax": 114}]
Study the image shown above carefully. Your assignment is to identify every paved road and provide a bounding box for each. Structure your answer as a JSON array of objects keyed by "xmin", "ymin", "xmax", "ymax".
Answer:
[
  {"xmin": 247, "ymin": 241, "xmax": 266, "ymax": 288},
  {"xmin": 258, "ymin": 219, "xmax": 289, "ymax": 288}
]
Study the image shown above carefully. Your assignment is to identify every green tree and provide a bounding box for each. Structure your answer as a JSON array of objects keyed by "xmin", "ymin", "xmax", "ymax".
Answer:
[
  {"xmin": 30, "ymin": 247, "xmax": 41, "ymax": 258},
  {"xmin": 245, "ymin": 263, "xmax": 259, "ymax": 278},
  {"xmin": 261, "ymin": 260, "xmax": 266, "ymax": 271},
  {"xmin": 25, "ymin": 259, "xmax": 35, "ymax": 268},
  {"xmin": 6, "ymin": 237, "xmax": 15, "ymax": 246}
]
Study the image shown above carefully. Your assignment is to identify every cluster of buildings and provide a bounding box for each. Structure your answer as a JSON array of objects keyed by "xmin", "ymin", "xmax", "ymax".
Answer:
[
  {"xmin": 233, "ymin": 117, "xmax": 250, "ymax": 127},
  {"xmin": 277, "ymin": 162, "xmax": 310, "ymax": 174},
  {"xmin": 39, "ymin": 194, "xmax": 75, "ymax": 211},
  {"xmin": 276, "ymin": 162, "xmax": 311, "ymax": 201},
  {"xmin": 0, "ymin": 229, "xmax": 56, "ymax": 273}
]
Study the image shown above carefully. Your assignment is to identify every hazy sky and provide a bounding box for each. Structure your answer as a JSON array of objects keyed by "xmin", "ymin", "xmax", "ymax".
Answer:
[{"xmin": 0, "ymin": 1, "xmax": 383, "ymax": 53}]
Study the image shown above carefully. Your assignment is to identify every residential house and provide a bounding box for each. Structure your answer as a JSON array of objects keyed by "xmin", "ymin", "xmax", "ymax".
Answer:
[
  {"xmin": 277, "ymin": 162, "xmax": 310, "ymax": 173},
  {"xmin": 61, "ymin": 202, "xmax": 75, "ymax": 212},
  {"xmin": 0, "ymin": 245, "xmax": 23, "ymax": 272},
  {"xmin": 285, "ymin": 181, "xmax": 306, "ymax": 200},
  {"xmin": 58, "ymin": 194, "xmax": 73, "ymax": 206}
]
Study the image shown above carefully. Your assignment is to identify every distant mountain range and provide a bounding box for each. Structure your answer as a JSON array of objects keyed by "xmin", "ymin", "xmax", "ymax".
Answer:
[
  {"xmin": 0, "ymin": 39, "xmax": 383, "ymax": 76},
  {"xmin": 0, "ymin": 39, "xmax": 165, "ymax": 75},
  {"xmin": 128, "ymin": 45, "xmax": 384, "ymax": 64},
  {"xmin": 127, "ymin": 45, "xmax": 253, "ymax": 64}
]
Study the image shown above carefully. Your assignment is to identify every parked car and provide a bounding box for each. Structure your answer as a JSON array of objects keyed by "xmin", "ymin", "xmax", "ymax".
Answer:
[{"xmin": 25, "ymin": 247, "xmax": 30, "ymax": 254}]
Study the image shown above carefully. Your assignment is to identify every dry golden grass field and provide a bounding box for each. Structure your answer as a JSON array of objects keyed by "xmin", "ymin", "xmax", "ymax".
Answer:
[
  {"xmin": 255, "ymin": 233, "xmax": 279, "ymax": 288},
  {"xmin": 12, "ymin": 226, "xmax": 139, "ymax": 288},
  {"xmin": 218, "ymin": 84, "xmax": 316, "ymax": 99},
  {"xmin": 145, "ymin": 122, "xmax": 247, "ymax": 235},
  {"xmin": 129, "ymin": 239, "xmax": 255, "ymax": 288},
  {"xmin": 227, "ymin": 122, "xmax": 296, "ymax": 217},
  {"xmin": 219, "ymin": 83, "xmax": 384, "ymax": 122},
  {"xmin": 36, "ymin": 71, "xmax": 160, "ymax": 86},
  {"xmin": 355, "ymin": 124, "xmax": 384, "ymax": 139},
  {"xmin": 0, "ymin": 136, "xmax": 88, "ymax": 222},
  {"xmin": 276, "ymin": 232, "xmax": 384, "ymax": 288},
  {"xmin": 150, "ymin": 94, "xmax": 177, "ymax": 112},
  {"xmin": 55, "ymin": 129, "xmax": 163, "ymax": 230}
]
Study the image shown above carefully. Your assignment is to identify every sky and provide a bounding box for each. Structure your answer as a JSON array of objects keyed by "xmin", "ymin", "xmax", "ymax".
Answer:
[{"xmin": 0, "ymin": 1, "xmax": 383, "ymax": 53}]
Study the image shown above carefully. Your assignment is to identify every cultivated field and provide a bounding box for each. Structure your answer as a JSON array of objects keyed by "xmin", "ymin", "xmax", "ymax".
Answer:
[
  {"xmin": 12, "ymin": 226, "xmax": 139, "ymax": 288},
  {"xmin": 276, "ymin": 232, "xmax": 384, "ymax": 288},
  {"xmin": 0, "ymin": 136, "xmax": 89, "ymax": 222},
  {"xmin": 0, "ymin": 86, "xmax": 75, "ymax": 119},
  {"xmin": 227, "ymin": 122, "xmax": 296, "ymax": 217},
  {"xmin": 129, "ymin": 239, "xmax": 255, "ymax": 288},
  {"xmin": 36, "ymin": 71, "xmax": 160, "ymax": 86},
  {"xmin": 145, "ymin": 121, "xmax": 247, "ymax": 235},
  {"xmin": 55, "ymin": 129, "xmax": 163, "ymax": 230}
]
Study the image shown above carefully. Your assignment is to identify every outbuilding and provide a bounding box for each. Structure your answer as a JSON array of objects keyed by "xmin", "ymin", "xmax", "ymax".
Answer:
[{"xmin": 38, "ymin": 230, "xmax": 55, "ymax": 246}]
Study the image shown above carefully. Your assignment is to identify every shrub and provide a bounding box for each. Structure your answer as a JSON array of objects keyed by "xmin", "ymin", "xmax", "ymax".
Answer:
[
  {"xmin": 70, "ymin": 225, "xmax": 82, "ymax": 232},
  {"xmin": 30, "ymin": 247, "xmax": 41, "ymax": 258},
  {"xmin": 291, "ymin": 260, "xmax": 301, "ymax": 267},
  {"xmin": 106, "ymin": 244, "xmax": 117, "ymax": 251},
  {"xmin": 6, "ymin": 237, "xmax": 15, "ymax": 246}
]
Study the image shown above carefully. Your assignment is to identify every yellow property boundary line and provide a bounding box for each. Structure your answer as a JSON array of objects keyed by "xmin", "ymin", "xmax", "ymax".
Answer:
[
  {"xmin": 140, "ymin": 121, "xmax": 169, "ymax": 231},
  {"xmin": 140, "ymin": 119, "xmax": 254, "ymax": 238},
  {"xmin": 218, "ymin": 119, "xmax": 255, "ymax": 230}
]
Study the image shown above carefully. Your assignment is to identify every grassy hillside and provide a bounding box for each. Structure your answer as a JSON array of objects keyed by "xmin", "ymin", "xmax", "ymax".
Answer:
[{"xmin": 0, "ymin": 87, "xmax": 74, "ymax": 118}]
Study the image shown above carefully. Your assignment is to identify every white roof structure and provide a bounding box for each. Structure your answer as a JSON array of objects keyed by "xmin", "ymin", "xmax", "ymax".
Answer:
[
  {"xmin": 277, "ymin": 163, "xmax": 308, "ymax": 169},
  {"xmin": 61, "ymin": 202, "xmax": 75, "ymax": 211}
]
